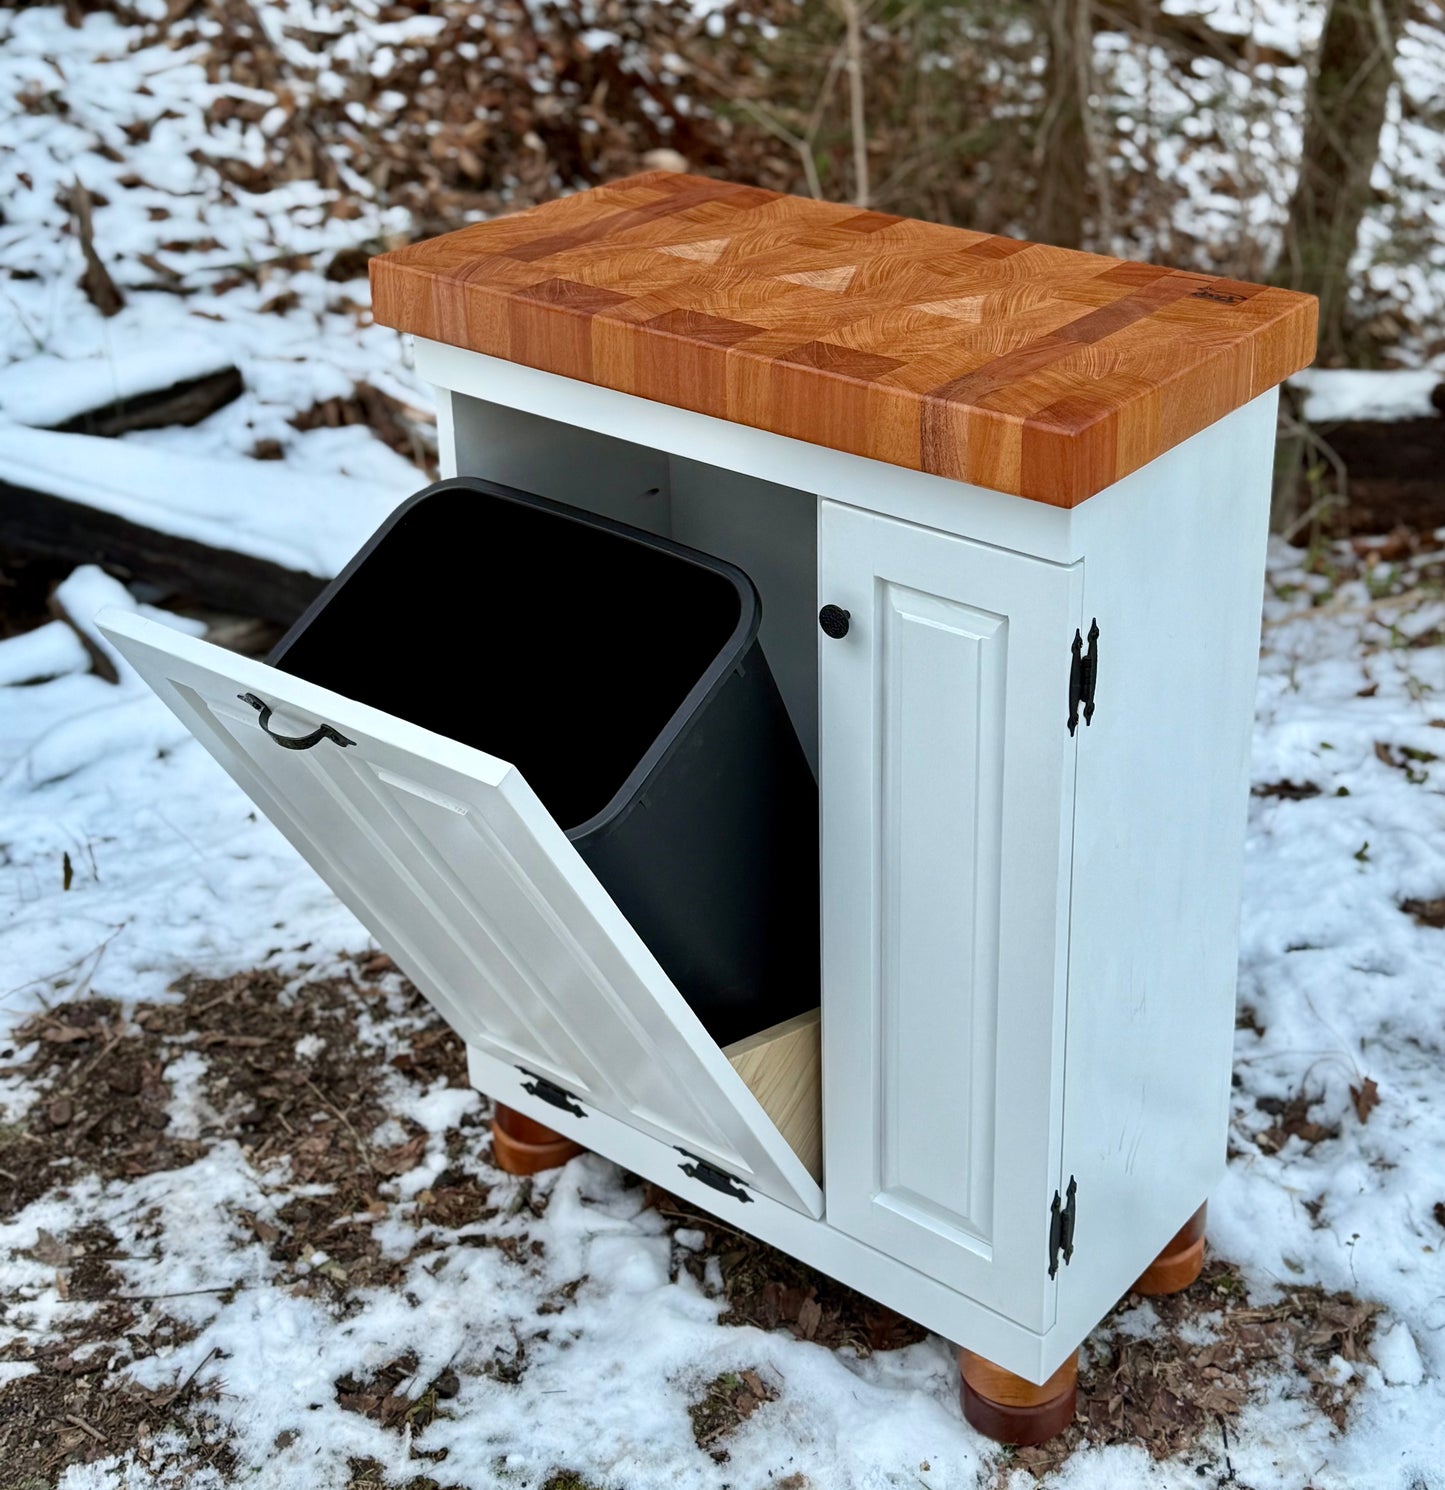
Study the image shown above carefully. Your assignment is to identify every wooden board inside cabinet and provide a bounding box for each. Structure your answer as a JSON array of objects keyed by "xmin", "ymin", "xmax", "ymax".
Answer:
[{"xmin": 725, "ymin": 1009, "xmax": 821, "ymax": 1182}]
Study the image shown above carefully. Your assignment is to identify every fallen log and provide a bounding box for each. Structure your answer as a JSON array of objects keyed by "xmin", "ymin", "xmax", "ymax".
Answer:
[
  {"xmin": 0, "ymin": 331, "xmax": 244, "ymax": 436},
  {"xmin": 50, "ymin": 366, "xmax": 244, "ymax": 439},
  {"xmin": 1, "ymin": 479, "xmax": 325, "ymax": 627}
]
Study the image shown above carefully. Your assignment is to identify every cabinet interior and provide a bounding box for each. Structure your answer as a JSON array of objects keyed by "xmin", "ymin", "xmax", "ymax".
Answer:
[
  {"xmin": 448, "ymin": 392, "xmax": 821, "ymax": 776},
  {"xmin": 449, "ymin": 392, "xmax": 824, "ymax": 1175}
]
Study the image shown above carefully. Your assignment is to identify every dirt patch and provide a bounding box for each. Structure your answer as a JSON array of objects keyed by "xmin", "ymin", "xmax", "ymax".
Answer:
[
  {"xmin": 345, "ymin": 1459, "xmax": 465, "ymax": 1490},
  {"xmin": 0, "ymin": 1219, "xmax": 225, "ymax": 1487},
  {"xmin": 0, "ymin": 959, "xmax": 1388, "ymax": 1480},
  {"xmin": 0, "ymin": 1357, "xmax": 231, "ymax": 1485},
  {"xmin": 0, "ymin": 999, "xmax": 203, "ymax": 1214},
  {"xmin": 335, "ymin": 1350, "xmax": 461, "ymax": 1433},
  {"xmin": 1006, "ymin": 1260, "xmax": 1380, "ymax": 1476},
  {"xmin": 648, "ymin": 1185, "xmax": 927, "ymax": 1355},
  {"xmin": 0, "ymin": 954, "xmax": 492, "ymax": 1485},
  {"xmin": 688, "ymin": 1367, "xmax": 779, "ymax": 1463},
  {"xmin": 128, "ymin": 958, "xmax": 484, "ymax": 1297}
]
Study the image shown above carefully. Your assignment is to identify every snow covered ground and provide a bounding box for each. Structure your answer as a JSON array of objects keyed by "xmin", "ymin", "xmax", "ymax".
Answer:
[
  {"xmin": 5, "ymin": 529, "xmax": 1445, "ymax": 1489},
  {"xmin": 2, "ymin": 0, "xmax": 1445, "ymax": 1485}
]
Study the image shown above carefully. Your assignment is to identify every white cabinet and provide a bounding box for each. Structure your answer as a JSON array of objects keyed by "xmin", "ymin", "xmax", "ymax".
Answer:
[
  {"xmin": 101, "ymin": 167, "xmax": 1316, "ymax": 1403},
  {"xmin": 818, "ymin": 501, "xmax": 1082, "ymax": 1329},
  {"xmin": 101, "ymin": 359, "xmax": 1286, "ymax": 1389}
]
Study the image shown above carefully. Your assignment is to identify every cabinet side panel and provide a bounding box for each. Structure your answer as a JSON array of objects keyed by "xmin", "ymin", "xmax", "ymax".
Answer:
[
  {"xmin": 880, "ymin": 584, "xmax": 1005, "ymax": 1243},
  {"xmin": 1050, "ymin": 391, "xmax": 1277, "ymax": 1367}
]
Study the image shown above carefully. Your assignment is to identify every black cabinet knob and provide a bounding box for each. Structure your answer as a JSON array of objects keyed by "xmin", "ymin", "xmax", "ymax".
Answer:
[{"xmin": 818, "ymin": 604, "xmax": 851, "ymax": 639}]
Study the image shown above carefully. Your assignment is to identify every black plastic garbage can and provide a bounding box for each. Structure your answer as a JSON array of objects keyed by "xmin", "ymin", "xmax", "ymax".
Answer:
[{"xmin": 269, "ymin": 477, "xmax": 819, "ymax": 1048}]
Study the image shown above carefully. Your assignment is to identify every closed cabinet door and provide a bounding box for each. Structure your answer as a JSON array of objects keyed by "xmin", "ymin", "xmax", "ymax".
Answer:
[
  {"xmin": 97, "ymin": 610, "xmax": 822, "ymax": 1218},
  {"xmin": 819, "ymin": 501, "xmax": 1081, "ymax": 1330}
]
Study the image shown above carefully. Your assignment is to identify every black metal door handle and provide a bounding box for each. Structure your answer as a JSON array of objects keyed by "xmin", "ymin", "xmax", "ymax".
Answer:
[
  {"xmin": 819, "ymin": 604, "xmax": 851, "ymax": 639},
  {"xmin": 239, "ymin": 693, "xmax": 355, "ymax": 751}
]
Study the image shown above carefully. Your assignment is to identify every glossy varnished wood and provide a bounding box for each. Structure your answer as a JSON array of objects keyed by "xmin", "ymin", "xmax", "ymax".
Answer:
[
  {"xmin": 371, "ymin": 172, "xmax": 1317, "ymax": 506},
  {"xmin": 958, "ymin": 1348, "xmax": 1079, "ymax": 1446}
]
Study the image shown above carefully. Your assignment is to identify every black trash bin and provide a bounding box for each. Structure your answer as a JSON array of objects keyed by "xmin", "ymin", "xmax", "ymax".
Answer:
[{"xmin": 268, "ymin": 477, "xmax": 819, "ymax": 1048}]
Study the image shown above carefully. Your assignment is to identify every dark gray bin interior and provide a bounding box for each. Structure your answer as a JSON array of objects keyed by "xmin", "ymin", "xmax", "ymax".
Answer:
[{"xmin": 268, "ymin": 476, "xmax": 820, "ymax": 1047}]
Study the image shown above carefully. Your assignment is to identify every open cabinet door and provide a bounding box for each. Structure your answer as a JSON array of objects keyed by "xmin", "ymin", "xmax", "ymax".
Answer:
[{"xmin": 99, "ymin": 609, "xmax": 823, "ymax": 1217}]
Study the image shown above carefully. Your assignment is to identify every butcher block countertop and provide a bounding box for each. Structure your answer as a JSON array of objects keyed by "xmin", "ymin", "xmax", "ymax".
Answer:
[{"xmin": 370, "ymin": 172, "xmax": 1317, "ymax": 508}]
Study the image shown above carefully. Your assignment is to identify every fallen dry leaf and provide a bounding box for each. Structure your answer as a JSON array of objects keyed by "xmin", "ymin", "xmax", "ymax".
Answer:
[
  {"xmin": 1350, "ymin": 1077, "xmax": 1380, "ymax": 1124},
  {"xmin": 30, "ymin": 1228, "xmax": 74, "ymax": 1266},
  {"xmin": 41, "ymin": 1024, "xmax": 93, "ymax": 1044},
  {"xmin": 373, "ymin": 1134, "xmax": 427, "ymax": 1177}
]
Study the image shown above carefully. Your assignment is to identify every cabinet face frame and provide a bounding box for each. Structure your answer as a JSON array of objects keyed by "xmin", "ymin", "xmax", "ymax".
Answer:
[{"xmin": 817, "ymin": 500, "xmax": 1083, "ymax": 1332}]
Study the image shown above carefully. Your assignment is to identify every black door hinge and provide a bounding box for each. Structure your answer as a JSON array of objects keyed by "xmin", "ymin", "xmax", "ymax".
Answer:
[
  {"xmin": 676, "ymin": 1149, "xmax": 754, "ymax": 1204},
  {"xmin": 1049, "ymin": 1176, "xmax": 1077, "ymax": 1278},
  {"xmin": 1068, "ymin": 620, "xmax": 1099, "ymax": 736},
  {"xmin": 517, "ymin": 1068, "xmax": 587, "ymax": 1118}
]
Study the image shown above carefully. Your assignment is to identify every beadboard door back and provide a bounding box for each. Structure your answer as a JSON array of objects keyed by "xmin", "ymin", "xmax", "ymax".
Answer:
[{"xmin": 96, "ymin": 609, "xmax": 825, "ymax": 1218}]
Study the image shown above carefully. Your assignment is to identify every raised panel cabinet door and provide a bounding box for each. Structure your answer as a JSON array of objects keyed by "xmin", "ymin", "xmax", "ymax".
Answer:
[
  {"xmin": 97, "ymin": 610, "xmax": 822, "ymax": 1218},
  {"xmin": 819, "ymin": 501, "xmax": 1081, "ymax": 1329}
]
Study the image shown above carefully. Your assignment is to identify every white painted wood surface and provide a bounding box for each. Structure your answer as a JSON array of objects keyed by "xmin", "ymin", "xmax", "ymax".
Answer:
[
  {"xmin": 446, "ymin": 391, "xmax": 673, "ymax": 536},
  {"xmin": 95, "ymin": 610, "xmax": 824, "ymax": 1218},
  {"xmin": 666, "ymin": 456, "xmax": 820, "ymax": 775},
  {"xmin": 466, "ymin": 1039, "xmax": 1059, "ymax": 1380},
  {"xmin": 818, "ymin": 501, "xmax": 1082, "ymax": 1331},
  {"xmin": 1048, "ymin": 393, "xmax": 1278, "ymax": 1373}
]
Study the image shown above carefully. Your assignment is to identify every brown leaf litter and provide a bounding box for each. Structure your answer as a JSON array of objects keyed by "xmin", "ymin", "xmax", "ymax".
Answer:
[
  {"xmin": 0, "ymin": 953, "xmax": 495, "ymax": 1483},
  {"xmin": 1400, "ymin": 894, "xmax": 1445, "ymax": 927},
  {"xmin": 688, "ymin": 1367, "xmax": 779, "ymax": 1463},
  {"xmin": 335, "ymin": 1350, "xmax": 460, "ymax": 1433},
  {"xmin": 344, "ymin": 1459, "xmax": 467, "ymax": 1490},
  {"xmin": 1, "ymin": 997, "xmax": 204, "ymax": 1215},
  {"xmin": 649, "ymin": 1184, "xmax": 927, "ymax": 1357},
  {"xmin": 0, "ymin": 1207, "xmax": 230, "ymax": 1482},
  {"xmin": 0, "ymin": 958, "xmax": 1388, "ymax": 1481},
  {"xmin": 1004, "ymin": 1260, "xmax": 1380, "ymax": 1478},
  {"xmin": 1253, "ymin": 1089, "xmax": 1342, "ymax": 1153}
]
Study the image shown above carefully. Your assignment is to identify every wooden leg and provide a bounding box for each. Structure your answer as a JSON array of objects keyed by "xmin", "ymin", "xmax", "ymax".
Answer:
[
  {"xmin": 1133, "ymin": 1203, "xmax": 1207, "ymax": 1295},
  {"xmin": 958, "ymin": 1348, "xmax": 1078, "ymax": 1447},
  {"xmin": 490, "ymin": 1103, "xmax": 585, "ymax": 1175}
]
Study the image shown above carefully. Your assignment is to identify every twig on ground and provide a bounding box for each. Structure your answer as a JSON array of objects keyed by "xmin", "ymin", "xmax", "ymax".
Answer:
[
  {"xmin": 302, "ymin": 1075, "xmax": 373, "ymax": 1167},
  {"xmin": 164, "ymin": 1344, "xmax": 221, "ymax": 1406}
]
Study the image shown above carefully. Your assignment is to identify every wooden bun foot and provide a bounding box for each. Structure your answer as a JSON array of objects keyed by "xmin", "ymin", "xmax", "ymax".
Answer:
[
  {"xmin": 491, "ymin": 1103, "xmax": 584, "ymax": 1175},
  {"xmin": 958, "ymin": 1348, "xmax": 1078, "ymax": 1447},
  {"xmin": 1133, "ymin": 1203, "xmax": 1207, "ymax": 1295}
]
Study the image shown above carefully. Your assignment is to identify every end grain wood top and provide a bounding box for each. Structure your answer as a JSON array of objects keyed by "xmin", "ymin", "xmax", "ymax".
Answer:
[{"xmin": 371, "ymin": 172, "xmax": 1317, "ymax": 507}]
